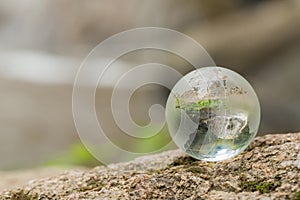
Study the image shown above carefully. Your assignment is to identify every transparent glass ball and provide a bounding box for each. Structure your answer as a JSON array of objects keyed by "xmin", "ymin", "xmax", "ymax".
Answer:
[{"xmin": 166, "ymin": 67, "xmax": 260, "ymax": 161}]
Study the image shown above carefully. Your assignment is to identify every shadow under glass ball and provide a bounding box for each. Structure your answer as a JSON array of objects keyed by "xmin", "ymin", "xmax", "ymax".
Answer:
[{"xmin": 166, "ymin": 66, "xmax": 260, "ymax": 162}]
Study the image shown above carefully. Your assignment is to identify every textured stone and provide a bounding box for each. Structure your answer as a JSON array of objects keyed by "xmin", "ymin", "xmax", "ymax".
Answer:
[{"xmin": 0, "ymin": 133, "xmax": 299, "ymax": 200}]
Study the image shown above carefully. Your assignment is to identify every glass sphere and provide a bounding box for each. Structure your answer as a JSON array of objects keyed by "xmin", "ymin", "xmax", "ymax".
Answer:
[{"xmin": 166, "ymin": 67, "xmax": 260, "ymax": 161}]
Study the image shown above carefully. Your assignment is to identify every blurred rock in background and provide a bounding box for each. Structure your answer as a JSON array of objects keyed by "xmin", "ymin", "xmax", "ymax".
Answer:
[{"xmin": 0, "ymin": 0, "xmax": 299, "ymax": 169}]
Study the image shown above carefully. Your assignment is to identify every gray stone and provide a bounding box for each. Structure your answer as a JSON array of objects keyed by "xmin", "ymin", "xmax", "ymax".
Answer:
[{"xmin": 0, "ymin": 133, "xmax": 299, "ymax": 199}]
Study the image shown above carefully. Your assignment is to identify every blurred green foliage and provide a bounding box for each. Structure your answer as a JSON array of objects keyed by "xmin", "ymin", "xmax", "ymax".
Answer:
[
  {"xmin": 44, "ymin": 142, "xmax": 101, "ymax": 167},
  {"xmin": 44, "ymin": 125, "xmax": 176, "ymax": 167},
  {"xmin": 132, "ymin": 125, "xmax": 176, "ymax": 153}
]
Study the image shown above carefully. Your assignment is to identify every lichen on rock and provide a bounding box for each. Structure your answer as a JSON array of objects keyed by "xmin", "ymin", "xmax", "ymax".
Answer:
[{"xmin": 0, "ymin": 133, "xmax": 299, "ymax": 200}]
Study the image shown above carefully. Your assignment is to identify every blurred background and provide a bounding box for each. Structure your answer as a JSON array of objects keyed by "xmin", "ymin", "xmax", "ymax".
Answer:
[{"xmin": 0, "ymin": 0, "xmax": 300, "ymax": 170}]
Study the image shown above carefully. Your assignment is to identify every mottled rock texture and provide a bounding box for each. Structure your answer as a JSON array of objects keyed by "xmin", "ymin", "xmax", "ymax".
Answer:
[{"xmin": 1, "ymin": 133, "xmax": 299, "ymax": 200}]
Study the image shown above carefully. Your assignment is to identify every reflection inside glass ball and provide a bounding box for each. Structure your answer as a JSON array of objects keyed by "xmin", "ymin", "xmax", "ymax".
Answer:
[{"xmin": 166, "ymin": 67, "xmax": 260, "ymax": 161}]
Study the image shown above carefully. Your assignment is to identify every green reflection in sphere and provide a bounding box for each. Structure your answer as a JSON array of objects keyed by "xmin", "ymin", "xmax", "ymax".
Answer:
[{"xmin": 166, "ymin": 67, "xmax": 260, "ymax": 161}]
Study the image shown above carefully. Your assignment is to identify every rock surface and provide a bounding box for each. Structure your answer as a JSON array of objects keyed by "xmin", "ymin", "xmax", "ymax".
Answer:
[
  {"xmin": 1, "ymin": 133, "xmax": 299, "ymax": 200},
  {"xmin": 0, "ymin": 167, "xmax": 87, "ymax": 192}
]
